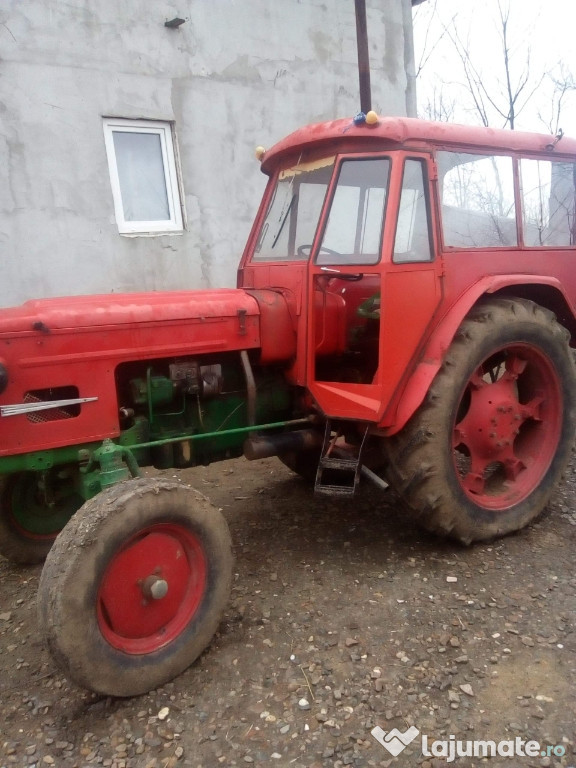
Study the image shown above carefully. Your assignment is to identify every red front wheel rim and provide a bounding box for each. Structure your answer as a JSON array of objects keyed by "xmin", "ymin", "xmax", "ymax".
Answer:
[
  {"xmin": 452, "ymin": 344, "xmax": 562, "ymax": 510},
  {"xmin": 97, "ymin": 523, "xmax": 207, "ymax": 655}
]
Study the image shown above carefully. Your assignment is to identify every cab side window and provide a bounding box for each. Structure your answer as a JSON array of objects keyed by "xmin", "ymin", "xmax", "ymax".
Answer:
[
  {"xmin": 438, "ymin": 152, "xmax": 517, "ymax": 248},
  {"xmin": 393, "ymin": 159, "xmax": 433, "ymax": 263},
  {"xmin": 520, "ymin": 159, "xmax": 576, "ymax": 246}
]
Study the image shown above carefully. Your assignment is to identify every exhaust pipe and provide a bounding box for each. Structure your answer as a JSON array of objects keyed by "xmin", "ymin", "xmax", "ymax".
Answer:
[
  {"xmin": 354, "ymin": 0, "xmax": 372, "ymax": 113},
  {"xmin": 244, "ymin": 429, "xmax": 322, "ymax": 461}
]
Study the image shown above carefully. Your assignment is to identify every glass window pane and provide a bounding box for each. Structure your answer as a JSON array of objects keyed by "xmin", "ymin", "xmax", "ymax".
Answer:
[
  {"xmin": 438, "ymin": 152, "xmax": 517, "ymax": 247},
  {"xmin": 322, "ymin": 186, "xmax": 360, "ymax": 254},
  {"xmin": 521, "ymin": 159, "xmax": 576, "ymax": 246},
  {"xmin": 361, "ymin": 188, "xmax": 386, "ymax": 253},
  {"xmin": 393, "ymin": 159, "xmax": 433, "ymax": 262},
  {"xmin": 296, "ymin": 183, "xmax": 330, "ymax": 255},
  {"xmin": 253, "ymin": 158, "xmax": 334, "ymax": 262},
  {"xmin": 113, "ymin": 131, "xmax": 170, "ymax": 221},
  {"xmin": 318, "ymin": 158, "xmax": 389, "ymax": 265}
]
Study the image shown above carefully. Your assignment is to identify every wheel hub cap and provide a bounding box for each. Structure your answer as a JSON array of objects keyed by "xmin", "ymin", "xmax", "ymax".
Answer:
[
  {"xmin": 97, "ymin": 524, "xmax": 207, "ymax": 654},
  {"xmin": 452, "ymin": 348, "xmax": 561, "ymax": 508}
]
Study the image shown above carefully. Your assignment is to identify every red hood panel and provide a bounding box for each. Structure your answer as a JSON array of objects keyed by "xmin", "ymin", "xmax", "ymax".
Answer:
[{"xmin": 0, "ymin": 290, "xmax": 259, "ymax": 334}]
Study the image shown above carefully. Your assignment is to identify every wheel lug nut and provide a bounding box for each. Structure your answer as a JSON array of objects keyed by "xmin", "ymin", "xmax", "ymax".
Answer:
[{"xmin": 141, "ymin": 575, "xmax": 169, "ymax": 601}]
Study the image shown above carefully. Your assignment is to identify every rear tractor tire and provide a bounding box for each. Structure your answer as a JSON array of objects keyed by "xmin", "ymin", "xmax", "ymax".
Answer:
[
  {"xmin": 384, "ymin": 298, "xmax": 576, "ymax": 543},
  {"xmin": 38, "ymin": 477, "xmax": 233, "ymax": 697}
]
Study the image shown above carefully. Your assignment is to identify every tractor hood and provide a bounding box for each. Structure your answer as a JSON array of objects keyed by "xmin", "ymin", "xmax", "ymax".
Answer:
[
  {"xmin": 0, "ymin": 288, "xmax": 269, "ymax": 458},
  {"xmin": 0, "ymin": 289, "xmax": 259, "ymax": 335},
  {"xmin": 0, "ymin": 286, "xmax": 297, "ymax": 460}
]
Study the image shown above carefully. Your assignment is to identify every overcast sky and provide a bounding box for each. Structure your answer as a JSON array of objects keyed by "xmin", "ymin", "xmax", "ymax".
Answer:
[{"xmin": 412, "ymin": 0, "xmax": 576, "ymax": 132}]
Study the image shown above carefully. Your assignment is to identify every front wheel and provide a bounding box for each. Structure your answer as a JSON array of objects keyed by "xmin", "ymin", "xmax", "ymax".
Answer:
[
  {"xmin": 38, "ymin": 477, "xmax": 233, "ymax": 697},
  {"xmin": 384, "ymin": 298, "xmax": 576, "ymax": 543}
]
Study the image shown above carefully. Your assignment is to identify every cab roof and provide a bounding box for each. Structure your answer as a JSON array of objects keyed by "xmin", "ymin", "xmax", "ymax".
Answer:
[{"xmin": 260, "ymin": 116, "xmax": 576, "ymax": 174}]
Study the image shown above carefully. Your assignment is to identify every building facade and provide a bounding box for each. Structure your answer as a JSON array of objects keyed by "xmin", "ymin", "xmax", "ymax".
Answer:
[{"xmin": 0, "ymin": 0, "xmax": 417, "ymax": 307}]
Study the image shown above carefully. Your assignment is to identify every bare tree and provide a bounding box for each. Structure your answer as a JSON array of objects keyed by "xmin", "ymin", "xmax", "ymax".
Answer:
[
  {"xmin": 538, "ymin": 65, "xmax": 576, "ymax": 135},
  {"xmin": 420, "ymin": 84, "xmax": 456, "ymax": 123},
  {"xmin": 414, "ymin": 0, "xmax": 573, "ymax": 132},
  {"xmin": 412, "ymin": 0, "xmax": 454, "ymax": 80}
]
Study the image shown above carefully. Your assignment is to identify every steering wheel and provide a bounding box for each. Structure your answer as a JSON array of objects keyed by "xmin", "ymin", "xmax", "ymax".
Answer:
[{"xmin": 297, "ymin": 244, "xmax": 343, "ymax": 260}]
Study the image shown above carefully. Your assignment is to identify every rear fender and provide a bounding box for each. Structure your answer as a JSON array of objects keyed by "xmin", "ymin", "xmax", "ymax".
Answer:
[{"xmin": 381, "ymin": 274, "xmax": 573, "ymax": 436}]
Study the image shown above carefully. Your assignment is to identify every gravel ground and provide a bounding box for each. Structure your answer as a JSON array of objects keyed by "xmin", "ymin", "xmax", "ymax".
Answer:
[{"xmin": 0, "ymin": 455, "xmax": 574, "ymax": 768}]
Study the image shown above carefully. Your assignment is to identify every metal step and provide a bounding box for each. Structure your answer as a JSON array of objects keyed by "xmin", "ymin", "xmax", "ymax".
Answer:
[
  {"xmin": 314, "ymin": 421, "xmax": 369, "ymax": 497},
  {"xmin": 319, "ymin": 457, "xmax": 358, "ymax": 471},
  {"xmin": 315, "ymin": 483, "xmax": 357, "ymax": 497}
]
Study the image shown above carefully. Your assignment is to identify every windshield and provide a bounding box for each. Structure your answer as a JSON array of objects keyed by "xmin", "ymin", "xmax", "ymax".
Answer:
[{"xmin": 252, "ymin": 157, "xmax": 335, "ymax": 261}]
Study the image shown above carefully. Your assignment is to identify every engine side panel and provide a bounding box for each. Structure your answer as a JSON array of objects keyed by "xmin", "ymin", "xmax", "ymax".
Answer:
[{"xmin": 0, "ymin": 291, "xmax": 260, "ymax": 457}]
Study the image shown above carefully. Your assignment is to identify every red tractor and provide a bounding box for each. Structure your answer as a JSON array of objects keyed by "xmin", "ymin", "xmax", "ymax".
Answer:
[{"xmin": 1, "ymin": 114, "xmax": 576, "ymax": 696}]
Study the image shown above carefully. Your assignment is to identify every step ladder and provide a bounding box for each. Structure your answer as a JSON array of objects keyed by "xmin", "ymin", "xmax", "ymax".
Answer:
[{"xmin": 314, "ymin": 421, "xmax": 370, "ymax": 497}]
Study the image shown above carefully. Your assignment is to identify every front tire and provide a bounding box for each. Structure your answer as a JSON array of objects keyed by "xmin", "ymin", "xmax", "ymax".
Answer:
[
  {"xmin": 384, "ymin": 298, "xmax": 576, "ymax": 543},
  {"xmin": 38, "ymin": 477, "xmax": 233, "ymax": 697}
]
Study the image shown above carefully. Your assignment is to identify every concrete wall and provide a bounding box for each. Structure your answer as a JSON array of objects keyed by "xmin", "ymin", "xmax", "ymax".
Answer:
[{"xmin": 0, "ymin": 0, "xmax": 416, "ymax": 308}]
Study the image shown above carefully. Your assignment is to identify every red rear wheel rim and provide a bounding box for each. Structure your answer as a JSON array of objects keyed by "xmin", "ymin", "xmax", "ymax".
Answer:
[
  {"xmin": 452, "ymin": 344, "xmax": 562, "ymax": 510},
  {"xmin": 97, "ymin": 523, "xmax": 207, "ymax": 654}
]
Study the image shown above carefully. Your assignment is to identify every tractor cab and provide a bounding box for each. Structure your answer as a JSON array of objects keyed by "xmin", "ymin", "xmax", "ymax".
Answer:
[{"xmin": 238, "ymin": 117, "xmax": 443, "ymax": 426}]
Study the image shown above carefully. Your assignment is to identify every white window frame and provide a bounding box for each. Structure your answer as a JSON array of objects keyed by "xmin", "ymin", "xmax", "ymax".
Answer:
[{"xmin": 103, "ymin": 118, "xmax": 184, "ymax": 235}]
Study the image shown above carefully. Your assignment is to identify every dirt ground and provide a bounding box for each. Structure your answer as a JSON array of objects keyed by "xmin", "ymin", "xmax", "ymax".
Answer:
[{"xmin": 0, "ymin": 455, "xmax": 574, "ymax": 768}]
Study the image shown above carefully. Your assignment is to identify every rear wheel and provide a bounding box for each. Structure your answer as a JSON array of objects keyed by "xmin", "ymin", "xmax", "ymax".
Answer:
[
  {"xmin": 0, "ymin": 470, "xmax": 83, "ymax": 564},
  {"xmin": 38, "ymin": 477, "xmax": 233, "ymax": 697},
  {"xmin": 384, "ymin": 298, "xmax": 576, "ymax": 543}
]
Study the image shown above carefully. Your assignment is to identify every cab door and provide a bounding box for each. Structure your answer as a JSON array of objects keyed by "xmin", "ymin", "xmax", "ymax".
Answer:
[{"xmin": 307, "ymin": 152, "xmax": 442, "ymax": 422}]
